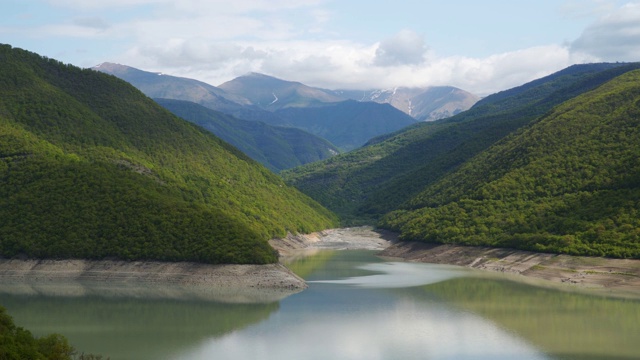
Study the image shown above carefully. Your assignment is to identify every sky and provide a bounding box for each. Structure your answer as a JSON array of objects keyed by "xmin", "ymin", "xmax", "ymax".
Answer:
[{"xmin": 2, "ymin": 0, "xmax": 640, "ymax": 96}]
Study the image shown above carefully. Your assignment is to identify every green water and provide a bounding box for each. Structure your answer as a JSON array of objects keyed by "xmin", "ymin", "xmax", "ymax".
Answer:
[{"xmin": 1, "ymin": 250, "xmax": 638, "ymax": 360}]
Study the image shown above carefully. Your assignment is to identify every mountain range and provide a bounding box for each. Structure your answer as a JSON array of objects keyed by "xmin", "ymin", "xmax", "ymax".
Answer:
[
  {"xmin": 95, "ymin": 63, "xmax": 423, "ymax": 151},
  {"xmin": 3, "ymin": 43, "xmax": 640, "ymax": 263}
]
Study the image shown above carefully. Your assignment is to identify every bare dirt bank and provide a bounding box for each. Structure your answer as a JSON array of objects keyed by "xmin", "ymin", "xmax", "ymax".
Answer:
[
  {"xmin": 380, "ymin": 241, "xmax": 640, "ymax": 297},
  {"xmin": 269, "ymin": 226, "xmax": 397, "ymax": 256},
  {"xmin": 0, "ymin": 259, "xmax": 306, "ymax": 303}
]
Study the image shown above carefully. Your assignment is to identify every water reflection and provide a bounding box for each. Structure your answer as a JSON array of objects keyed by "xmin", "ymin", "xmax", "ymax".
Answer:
[
  {"xmin": 423, "ymin": 278, "xmax": 640, "ymax": 360},
  {"xmin": 0, "ymin": 294, "xmax": 279, "ymax": 360},
  {"xmin": 311, "ymin": 261, "xmax": 470, "ymax": 288},
  {"xmin": 185, "ymin": 282, "xmax": 549, "ymax": 360},
  {"xmin": 2, "ymin": 250, "xmax": 638, "ymax": 360}
]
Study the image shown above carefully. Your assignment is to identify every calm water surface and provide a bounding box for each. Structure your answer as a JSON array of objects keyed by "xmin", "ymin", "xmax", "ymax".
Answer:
[{"xmin": 1, "ymin": 250, "xmax": 639, "ymax": 360}]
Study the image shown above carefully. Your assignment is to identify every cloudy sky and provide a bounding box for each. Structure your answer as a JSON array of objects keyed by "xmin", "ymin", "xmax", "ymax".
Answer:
[{"xmin": 2, "ymin": 0, "xmax": 640, "ymax": 95}]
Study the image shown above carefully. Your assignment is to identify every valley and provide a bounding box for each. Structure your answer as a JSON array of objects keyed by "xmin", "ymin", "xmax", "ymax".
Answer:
[{"xmin": 4, "ymin": 1, "xmax": 640, "ymax": 359}]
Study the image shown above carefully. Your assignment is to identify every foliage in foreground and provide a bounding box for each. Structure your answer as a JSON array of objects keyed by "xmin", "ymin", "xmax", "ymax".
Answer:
[{"xmin": 0, "ymin": 305, "xmax": 75, "ymax": 360}]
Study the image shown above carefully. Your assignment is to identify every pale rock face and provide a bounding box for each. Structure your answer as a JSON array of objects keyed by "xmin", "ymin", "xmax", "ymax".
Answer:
[{"xmin": 337, "ymin": 86, "xmax": 480, "ymax": 121}]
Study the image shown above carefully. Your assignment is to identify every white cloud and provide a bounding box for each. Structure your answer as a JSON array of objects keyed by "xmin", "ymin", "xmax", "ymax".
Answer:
[
  {"xmin": 373, "ymin": 29, "xmax": 428, "ymax": 67},
  {"xmin": 18, "ymin": 0, "xmax": 638, "ymax": 96},
  {"xmin": 570, "ymin": 2, "xmax": 640, "ymax": 61}
]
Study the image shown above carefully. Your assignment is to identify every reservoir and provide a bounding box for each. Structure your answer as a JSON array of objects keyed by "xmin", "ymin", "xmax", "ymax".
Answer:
[{"xmin": 1, "ymin": 249, "xmax": 639, "ymax": 359}]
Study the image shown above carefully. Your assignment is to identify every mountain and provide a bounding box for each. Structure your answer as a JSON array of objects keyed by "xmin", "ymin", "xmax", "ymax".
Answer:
[
  {"xmin": 0, "ymin": 44, "xmax": 338, "ymax": 264},
  {"xmin": 93, "ymin": 63, "xmax": 286, "ymax": 125},
  {"xmin": 93, "ymin": 62, "xmax": 250, "ymax": 112},
  {"xmin": 155, "ymin": 98, "xmax": 339, "ymax": 172},
  {"xmin": 333, "ymin": 86, "xmax": 479, "ymax": 121},
  {"xmin": 380, "ymin": 68, "xmax": 640, "ymax": 258},
  {"xmin": 282, "ymin": 62, "xmax": 640, "ymax": 225},
  {"xmin": 273, "ymin": 100, "xmax": 418, "ymax": 151},
  {"xmin": 218, "ymin": 72, "xmax": 344, "ymax": 110},
  {"xmin": 94, "ymin": 63, "xmax": 338, "ymax": 170}
]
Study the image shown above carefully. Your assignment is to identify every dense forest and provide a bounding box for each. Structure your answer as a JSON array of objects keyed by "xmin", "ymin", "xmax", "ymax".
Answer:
[
  {"xmin": 379, "ymin": 69, "xmax": 640, "ymax": 258},
  {"xmin": 0, "ymin": 44, "xmax": 338, "ymax": 264}
]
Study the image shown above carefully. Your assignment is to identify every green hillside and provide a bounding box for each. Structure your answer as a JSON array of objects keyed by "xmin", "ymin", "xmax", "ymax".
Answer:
[
  {"xmin": 274, "ymin": 100, "xmax": 418, "ymax": 151},
  {"xmin": 282, "ymin": 63, "xmax": 640, "ymax": 224},
  {"xmin": 156, "ymin": 98, "xmax": 339, "ymax": 172},
  {"xmin": 380, "ymin": 69, "xmax": 640, "ymax": 258},
  {"xmin": 0, "ymin": 44, "xmax": 338, "ymax": 264}
]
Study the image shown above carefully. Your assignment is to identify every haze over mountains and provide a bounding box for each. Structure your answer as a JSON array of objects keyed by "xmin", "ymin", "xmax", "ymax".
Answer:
[{"xmin": 95, "ymin": 63, "xmax": 477, "ymax": 152}]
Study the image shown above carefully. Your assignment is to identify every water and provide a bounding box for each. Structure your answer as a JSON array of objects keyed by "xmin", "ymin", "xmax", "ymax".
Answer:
[{"xmin": 1, "ymin": 250, "xmax": 639, "ymax": 360}]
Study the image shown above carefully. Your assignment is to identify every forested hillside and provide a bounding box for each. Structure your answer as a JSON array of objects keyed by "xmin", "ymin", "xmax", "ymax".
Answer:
[
  {"xmin": 156, "ymin": 98, "xmax": 339, "ymax": 172},
  {"xmin": 380, "ymin": 69, "xmax": 640, "ymax": 258},
  {"xmin": 0, "ymin": 44, "xmax": 338, "ymax": 264},
  {"xmin": 274, "ymin": 100, "xmax": 417, "ymax": 151},
  {"xmin": 282, "ymin": 63, "xmax": 640, "ymax": 224}
]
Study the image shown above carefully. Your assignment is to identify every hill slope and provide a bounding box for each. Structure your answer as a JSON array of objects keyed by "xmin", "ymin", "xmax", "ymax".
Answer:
[
  {"xmin": 0, "ymin": 44, "xmax": 338, "ymax": 264},
  {"xmin": 282, "ymin": 63, "xmax": 639, "ymax": 223},
  {"xmin": 156, "ymin": 98, "xmax": 339, "ymax": 172},
  {"xmin": 273, "ymin": 100, "xmax": 418, "ymax": 151},
  {"xmin": 218, "ymin": 72, "xmax": 343, "ymax": 110},
  {"xmin": 380, "ymin": 69, "xmax": 640, "ymax": 258}
]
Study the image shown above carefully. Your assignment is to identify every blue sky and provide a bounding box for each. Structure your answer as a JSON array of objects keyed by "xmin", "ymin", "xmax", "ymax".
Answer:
[{"xmin": 2, "ymin": 0, "xmax": 640, "ymax": 95}]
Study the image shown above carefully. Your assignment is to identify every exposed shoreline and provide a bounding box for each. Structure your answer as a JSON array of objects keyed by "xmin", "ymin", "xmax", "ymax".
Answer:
[
  {"xmin": 273, "ymin": 227, "xmax": 640, "ymax": 297},
  {"xmin": 2, "ymin": 227, "xmax": 638, "ymax": 301},
  {"xmin": 0, "ymin": 258, "xmax": 306, "ymax": 303},
  {"xmin": 379, "ymin": 241, "xmax": 640, "ymax": 298}
]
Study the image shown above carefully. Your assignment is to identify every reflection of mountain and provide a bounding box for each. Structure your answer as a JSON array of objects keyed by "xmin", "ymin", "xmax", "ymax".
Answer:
[
  {"xmin": 424, "ymin": 277, "xmax": 640, "ymax": 359},
  {"xmin": 281, "ymin": 249, "xmax": 337, "ymax": 279},
  {"xmin": 0, "ymin": 294, "xmax": 279, "ymax": 360}
]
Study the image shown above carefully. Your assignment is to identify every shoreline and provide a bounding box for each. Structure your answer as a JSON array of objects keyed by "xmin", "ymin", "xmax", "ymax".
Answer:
[
  {"xmin": 0, "ymin": 258, "xmax": 306, "ymax": 303},
  {"xmin": 273, "ymin": 227, "xmax": 640, "ymax": 297},
  {"xmin": 2, "ymin": 227, "xmax": 638, "ymax": 301},
  {"xmin": 379, "ymin": 241, "xmax": 640, "ymax": 297}
]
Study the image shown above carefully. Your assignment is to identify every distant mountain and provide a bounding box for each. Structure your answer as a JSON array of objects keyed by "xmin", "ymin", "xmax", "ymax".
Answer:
[
  {"xmin": 282, "ymin": 62, "xmax": 640, "ymax": 226},
  {"xmin": 0, "ymin": 44, "xmax": 338, "ymax": 264},
  {"xmin": 218, "ymin": 72, "xmax": 344, "ymax": 110},
  {"xmin": 93, "ymin": 63, "xmax": 283, "ymax": 124},
  {"xmin": 94, "ymin": 62, "xmax": 249, "ymax": 110},
  {"xmin": 156, "ymin": 98, "xmax": 339, "ymax": 172},
  {"xmin": 273, "ymin": 100, "xmax": 418, "ymax": 151},
  {"xmin": 380, "ymin": 67, "xmax": 640, "ymax": 258},
  {"xmin": 333, "ymin": 86, "xmax": 479, "ymax": 121},
  {"xmin": 96, "ymin": 65, "xmax": 474, "ymax": 150}
]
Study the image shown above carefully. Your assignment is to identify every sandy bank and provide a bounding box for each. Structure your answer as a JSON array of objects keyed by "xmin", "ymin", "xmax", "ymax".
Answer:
[
  {"xmin": 380, "ymin": 242, "xmax": 640, "ymax": 297},
  {"xmin": 269, "ymin": 226, "xmax": 396, "ymax": 256},
  {"xmin": 0, "ymin": 259, "xmax": 306, "ymax": 303}
]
